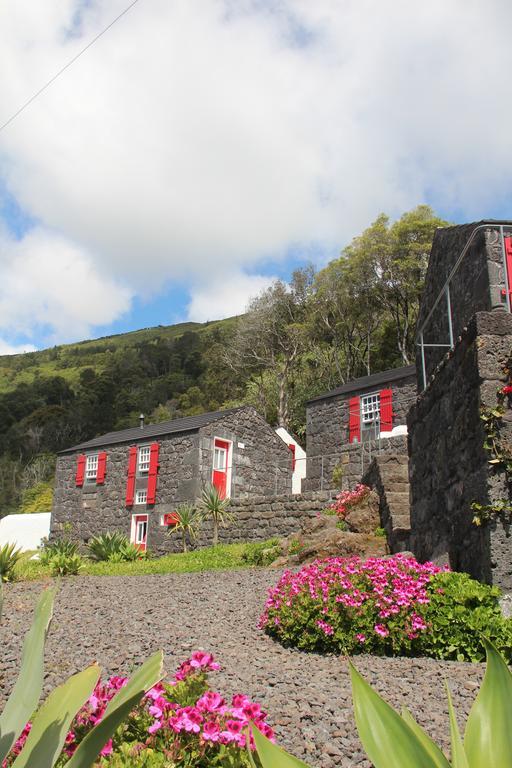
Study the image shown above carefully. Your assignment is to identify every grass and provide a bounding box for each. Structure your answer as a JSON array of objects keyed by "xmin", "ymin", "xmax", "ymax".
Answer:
[{"xmin": 12, "ymin": 541, "xmax": 277, "ymax": 582}]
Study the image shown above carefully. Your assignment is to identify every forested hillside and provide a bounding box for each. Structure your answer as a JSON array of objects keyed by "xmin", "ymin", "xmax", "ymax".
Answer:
[{"xmin": 0, "ymin": 205, "xmax": 447, "ymax": 515}]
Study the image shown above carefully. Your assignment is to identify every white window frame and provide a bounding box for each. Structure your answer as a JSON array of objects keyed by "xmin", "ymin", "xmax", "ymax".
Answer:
[
  {"xmin": 135, "ymin": 489, "xmax": 147, "ymax": 505},
  {"xmin": 361, "ymin": 392, "xmax": 380, "ymax": 427},
  {"xmin": 130, "ymin": 513, "xmax": 148, "ymax": 547},
  {"xmin": 85, "ymin": 453, "xmax": 98, "ymax": 482},
  {"xmin": 138, "ymin": 445, "xmax": 151, "ymax": 474}
]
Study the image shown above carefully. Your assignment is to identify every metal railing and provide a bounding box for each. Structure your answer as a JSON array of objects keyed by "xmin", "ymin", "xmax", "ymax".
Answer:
[{"xmin": 416, "ymin": 223, "xmax": 512, "ymax": 390}]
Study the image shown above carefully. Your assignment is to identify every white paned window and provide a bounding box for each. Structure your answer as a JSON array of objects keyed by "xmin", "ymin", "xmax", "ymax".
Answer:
[
  {"xmin": 135, "ymin": 518, "xmax": 148, "ymax": 544},
  {"xmin": 135, "ymin": 489, "xmax": 147, "ymax": 505},
  {"xmin": 85, "ymin": 454, "xmax": 98, "ymax": 481},
  {"xmin": 213, "ymin": 446, "xmax": 227, "ymax": 471},
  {"xmin": 361, "ymin": 393, "xmax": 380, "ymax": 425},
  {"xmin": 138, "ymin": 446, "xmax": 151, "ymax": 473}
]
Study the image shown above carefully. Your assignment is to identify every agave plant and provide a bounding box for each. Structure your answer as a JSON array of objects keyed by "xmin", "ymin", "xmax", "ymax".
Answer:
[
  {"xmin": 39, "ymin": 539, "xmax": 79, "ymax": 566},
  {"xmin": 0, "ymin": 587, "xmax": 163, "ymax": 767},
  {"xmin": 250, "ymin": 639, "xmax": 512, "ymax": 768},
  {"xmin": 0, "ymin": 542, "xmax": 22, "ymax": 582},
  {"xmin": 87, "ymin": 532, "xmax": 131, "ymax": 561},
  {"xmin": 167, "ymin": 503, "xmax": 201, "ymax": 553},
  {"xmin": 49, "ymin": 552, "xmax": 84, "ymax": 576},
  {"xmin": 200, "ymin": 486, "xmax": 234, "ymax": 546}
]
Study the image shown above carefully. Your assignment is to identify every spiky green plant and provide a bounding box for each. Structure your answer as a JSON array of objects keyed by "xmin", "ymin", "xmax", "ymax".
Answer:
[
  {"xmin": 250, "ymin": 639, "xmax": 512, "ymax": 768},
  {"xmin": 39, "ymin": 539, "xmax": 79, "ymax": 566},
  {"xmin": 87, "ymin": 532, "xmax": 131, "ymax": 562},
  {"xmin": 0, "ymin": 543, "xmax": 22, "ymax": 582},
  {"xmin": 0, "ymin": 587, "xmax": 163, "ymax": 767},
  {"xmin": 200, "ymin": 486, "xmax": 234, "ymax": 546},
  {"xmin": 167, "ymin": 503, "xmax": 201, "ymax": 553},
  {"xmin": 49, "ymin": 552, "xmax": 84, "ymax": 577}
]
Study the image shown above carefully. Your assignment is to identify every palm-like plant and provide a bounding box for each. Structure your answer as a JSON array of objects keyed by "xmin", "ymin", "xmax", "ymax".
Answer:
[
  {"xmin": 200, "ymin": 486, "xmax": 234, "ymax": 546},
  {"xmin": 87, "ymin": 532, "xmax": 131, "ymax": 561},
  {"xmin": 167, "ymin": 503, "xmax": 201, "ymax": 553},
  {"xmin": 0, "ymin": 542, "xmax": 22, "ymax": 582}
]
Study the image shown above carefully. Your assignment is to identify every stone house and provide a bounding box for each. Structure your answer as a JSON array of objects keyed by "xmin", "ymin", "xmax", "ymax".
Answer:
[
  {"xmin": 305, "ymin": 365, "xmax": 416, "ymax": 490},
  {"xmin": 51, "ymin": 405, "xmax": 293, "ymax": 554}
]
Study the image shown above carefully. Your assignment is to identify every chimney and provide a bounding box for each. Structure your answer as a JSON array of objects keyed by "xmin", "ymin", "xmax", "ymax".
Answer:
[{"xmin": 139, "ymin": 413, "xmax": 145, "ymax": 429}]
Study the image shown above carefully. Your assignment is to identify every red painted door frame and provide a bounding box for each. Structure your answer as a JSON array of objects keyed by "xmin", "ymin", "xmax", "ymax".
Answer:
[
  {"xmin": 212, "ymin": 438, "xmax": 230, "ymax": 499},
  {"xmin": 132, "ymin": 514, "xmax": 148, "ymax": 552}
]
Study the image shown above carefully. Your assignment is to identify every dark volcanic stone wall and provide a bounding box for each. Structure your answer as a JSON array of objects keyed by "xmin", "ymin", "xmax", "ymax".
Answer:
[
  {"xmin": 408, "ymin": 311, "xmax": 512, "ymax": 589},
  {"xmin": 305, "ymin": 374, "xmax": 416, "ymax": 491},
  {"xmin": 416, "ymin": 222, "xmax": 512, "ymax": 387}
]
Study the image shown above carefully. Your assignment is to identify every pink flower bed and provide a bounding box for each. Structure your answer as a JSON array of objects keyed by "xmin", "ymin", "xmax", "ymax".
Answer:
[
  {"xmin": 259, "ymin": 554, "xmax": 448, "ymax": 655},
  {"xmin": 5, "ymin": 651, "xmax": 273, "ymax": 767},
  {"xmin": 329, "ymin": 484, "xmax": 371, "ymax": 518}
]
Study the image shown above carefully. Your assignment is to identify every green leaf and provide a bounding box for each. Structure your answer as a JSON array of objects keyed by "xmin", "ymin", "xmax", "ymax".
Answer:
[
  {"xmin": 11, "ymin": 665, "xmax": 100, "ymax": 768},
  {"xmin": 446, "ymin": 683, "xmax": 468, "ymax": 768},
  {"xmin": 464, "ymin": 638, "xmax": 512, "ymax": 768},
  {"xmin": 251, "ymin": 723, "xmax": 311, "ymax": 767},
  {"xmin": 401, "ymin": 707, "xmax": 451, "ymax": 767},
  {"xmin": 349, "ymin": 663, "xmax": 443, "ymax": 768},
  {"xmin": 0, "ymin": 588, "xmax": 56, "ymax": 761},
  {"xmin": 64, "ymin": 650, "xmax": 164, "ymax": 768}
]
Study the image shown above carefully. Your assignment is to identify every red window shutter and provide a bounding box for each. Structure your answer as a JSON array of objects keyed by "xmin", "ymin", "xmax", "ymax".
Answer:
[
  {"xmin": 96, "ymin": 451, "xmax": 107, "ymax": 485},
  {"xmin": 505, "ymin": 237, "xmax": 512, "ymax": 303},
  {"xmin": 288, "ymin": 443, "xmax": 296, "ymax": 470},
  {"xmin": 147, "ymin": 442, "xmax": 160, "ymax": 505},
  {"xmin": 380, "ymin": 389, "xmax": 393, "ymax": 433},
  {"xmin": 125, "ymin": 446, "xmax": 138, "ymax": 506},
  {"xmin": 348, "ymin": 396, "xmax": 361, "ymax": 443},
  {"xmin": 75, "ymin": 454, "xmax": 86, "ymax": 487}
]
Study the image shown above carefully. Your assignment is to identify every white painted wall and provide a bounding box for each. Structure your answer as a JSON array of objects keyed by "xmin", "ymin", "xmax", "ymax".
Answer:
[
  {"xmin": 0, "ymin": 513, "xmax": 51, "ymax": 552},
  {"xmin": 275, "ymin": 427, "xmax": 307, "ymax": 494}
]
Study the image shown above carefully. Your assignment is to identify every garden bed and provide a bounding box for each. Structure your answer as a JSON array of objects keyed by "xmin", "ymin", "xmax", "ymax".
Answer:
[{"xmin": 0, "ymin": 568, "xmax": 485, "ymax": 768}]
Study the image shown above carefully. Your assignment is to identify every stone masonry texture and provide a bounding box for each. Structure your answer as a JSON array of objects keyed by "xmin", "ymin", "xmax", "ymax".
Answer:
[
  {"xmin": 305, "ymin": 373, "xmax": 416, "ymax": 491},
  {"xmin": 415, "ymin": 221, "xmax": 512, "ymax": 387},
  {"xmin": 51, "ymin": 406, "xmax": 294, "ymax": 556},
  {"xmin": 408, "ymin": 311, "xmax": 512, "ymax": 589}
]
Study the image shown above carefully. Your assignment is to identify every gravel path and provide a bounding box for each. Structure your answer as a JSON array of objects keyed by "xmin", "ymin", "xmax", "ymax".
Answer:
[{"xmin": 1, "ymin": 569, "xmax": 484, "ymax": 767}]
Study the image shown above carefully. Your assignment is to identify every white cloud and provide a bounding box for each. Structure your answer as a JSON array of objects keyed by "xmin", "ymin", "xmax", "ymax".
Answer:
[
  {"xmin": 0, "ymin": 0, "xmax": 511, "ymax": 342},
  {"xmin": 0, "ymin": 339, "xmax": 37, "ymax": 355},
  {"xmin": 0, "ymin": 228, "xmax": 132, "ymax": 343},
  {"xmin": 187, "ymin": 272, "xmax": 276, "ymax": 322}
]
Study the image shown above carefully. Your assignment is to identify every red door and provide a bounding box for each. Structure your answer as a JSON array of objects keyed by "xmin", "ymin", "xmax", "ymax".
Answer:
[
  {"xmin": 212, "ymin": 439, "xmax": 230, "ymax": 499},
  {"xmin": 132, "ymin": 514, "xmax": 148, "ymax": 552}
]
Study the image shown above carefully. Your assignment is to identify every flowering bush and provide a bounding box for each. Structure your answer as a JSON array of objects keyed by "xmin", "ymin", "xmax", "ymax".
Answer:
[
  {"xmin": 259, "ymin": 554, "xmax": 512, "ymax": 661},
  {"xmin": 329, "ymin": 484, "xmax": 371, "ymax": 519},
  {"xmin": 4, "ymin": 651, "xmax": 273, "ymax": 768}
]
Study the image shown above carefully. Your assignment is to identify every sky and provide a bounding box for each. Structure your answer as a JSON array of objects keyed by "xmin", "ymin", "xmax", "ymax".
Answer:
[{"xmin": 0, "ymin": 0, "xmax": 511, "ymax": 355}]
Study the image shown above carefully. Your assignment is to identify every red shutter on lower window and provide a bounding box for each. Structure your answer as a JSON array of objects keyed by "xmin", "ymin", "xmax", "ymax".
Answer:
[
  {"xmin": 505, "ymin": 237, "xmax": 512, "ymax": 301},
  {"xmin": 125, "ymin": 446, "xmax": 138, "ymax": 506},
  {"xmin": 147, "ymin": 442, "xmax": 160, "ymax": 504},
  {"xmin": 96, "ymin": 451, "xmax": 107, "ymax": 484},
  {"xmin": 348, "ymin": 396, "xmax": 361, "ymax": 443},
  {"xmin": 380, "ymin": 389, "xmax": 393, "ymax": 432},
  {"xmin": 75, "ymin": 454, "xmax": 86, "ymax": 487},
  {"xmin": 288, "ymin": 443, "xmax": 296, "ymax": 470}
]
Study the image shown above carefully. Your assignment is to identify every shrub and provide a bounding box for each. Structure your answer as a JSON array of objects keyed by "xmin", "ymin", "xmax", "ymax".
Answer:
[
  {"xmin": 39, "ymin": 538, "xmax": 79, "ymax": 565},
  {"xmin": 5, "ymin": 649, "xmax": 274, "ymax": 767},
  {"xmin": 259, "ymin": 555, "xmax": 512, "ymax": 662},
  {"xmin": 0, "ymin": 542, "xmax": 22, "ymax": 582},
  {"xmin": 241, "ymin": 539, "xmax": 281, "ymax": 566},
  {"xmin": 329, "ymin": 484, "xmax": 371, "ymax": 518},
  {"xmin": 200, "ymin": 486, "xmax": 234, "ymax": 546},
  {"xmin": 87, "ymin": 532, "xmax": 133, "ymax": 561},
  {"xmin": 287, "ymin": 536, "xmax": 305, "ymax": 556},
  {"xmin": 19, "ymin": 480, "xmax": 54, "ymax": 513},
  {"xmin": 49, "ymin": 552, "xmax": 84, "ymax": 576},
  {"xmin": 167, "ymin": 503, "xmax": 201, "ymax": 553}
]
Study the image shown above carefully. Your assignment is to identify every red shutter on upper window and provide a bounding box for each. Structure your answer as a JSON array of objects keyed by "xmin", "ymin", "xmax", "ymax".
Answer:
[
  {"xmin": 125, "ymin": 446, "xmax": 138, "ymax": 506},
  {"xmin": 505, "ymin": 237, "xmax": 512, "ymax": 302},
  {"xmin": 348, "ymin": 396, "xmax": 361, "ymax": 443},
  {"xmin": 380, "ymin": 389, "xmax": 393, "ymax": 433},
  {"xmin": 147, "ymin": 442, "xmax": 160, "ymax": 505},
  {"xmin": 96, "ymin": 451, "xmax": 107, "ymax": 484},
  {"xmin": 288, "ymin": 443, "xmax": 296, "ymax": 470},
  {"xmin": 75, "ymin": 454, "xmax": 86, "ymax": 487}
]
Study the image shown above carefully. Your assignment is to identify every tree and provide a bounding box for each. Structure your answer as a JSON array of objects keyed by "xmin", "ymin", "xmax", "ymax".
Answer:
[
  {"xmin": 200, "ymin": 486, "xmax": 234, "ymax": 547},
  {"xmin": 167, "ymin": 503, "xmax": 201, "ymax": 553}
]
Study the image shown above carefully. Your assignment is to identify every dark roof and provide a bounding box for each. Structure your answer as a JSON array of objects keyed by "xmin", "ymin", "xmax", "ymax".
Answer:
[
  {"xmin": 60, "ymin": 407, "xmax": 245, "ymax": 454},
  {"xmin": 307, "ymin": 365, "xmax": 416, "ymax": 404}
]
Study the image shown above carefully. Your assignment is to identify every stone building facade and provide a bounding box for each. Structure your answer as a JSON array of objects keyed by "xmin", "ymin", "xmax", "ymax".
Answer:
[
  {"xmin": 415, "ymin": 220, "xmax": 512, "ymax": 387},
  {"xmin": 305, "ymin": 366, "xmax": 416, "ymax": 491},
  {"xmin": 408, "ymin": 311, "xmax": 512, "ymax": 589},
  {"xmin": 51, "ymin": 406, "xmax": 293, "ymax": 555}
]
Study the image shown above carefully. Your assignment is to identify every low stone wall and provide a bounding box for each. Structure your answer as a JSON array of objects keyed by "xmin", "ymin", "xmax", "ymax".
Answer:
[{"xmin": 408, "ymin": 311, "xmax": 512, "ymax": 589}]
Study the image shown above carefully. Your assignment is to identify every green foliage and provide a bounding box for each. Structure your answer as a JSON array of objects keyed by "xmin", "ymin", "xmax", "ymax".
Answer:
[
  {"xmin": 166, "ymin": 503, "xmax": 201, "ymax": 553},
  {"xmin": 39, "ymin": 538, "xmax": 79, "ymax": 565},
  {"xmin": 0, "ymin": 543, "xmax": 22, "ymax": 582},
  {"xmin": 19, "ymin": 480, "xmax": 54, "ymax": 513},
  {"xmin": 415, "ymin": 571, "xmax": 512, "ymax": 663},
  {"xmin": 374, "ymin": 526, "xmax": 386, "ymax": 537},
  {"xmin": 87, "ymin": 532, "xmax": 134, "ymax": 562},
  {"xmin": 241, "ymin": 539, "xmax": 281, "ymax": 566},
  {"xmin": 287, "ymin": 536, "xmax": 304, "ymax": 555},
  {"xmin": 331, "ymin": 462, "xmax": 344, "ymax": 489},
  {"xmin": 336, "ymin": 519, "xmax": 349, "ymax": 531},
  {"xmin": 200, "ymin": 486, "xmax": 234, "ymax": 546},
  {"xmin": 0, "ymin": 588, "xmax": 163, "ymax": 768},
  {"xmin": 49, "ymin": 552, "xmax": 84, "ymax": 576}
]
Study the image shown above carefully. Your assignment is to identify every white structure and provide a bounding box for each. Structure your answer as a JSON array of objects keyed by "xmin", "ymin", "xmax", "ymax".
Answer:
[
  {"xmin": 0, "ymin": 513, "xmax": 51, "ymax": 552},
  {"xmin": 275, "ymin": 427, "xmax": 307, "ymax": 494}
]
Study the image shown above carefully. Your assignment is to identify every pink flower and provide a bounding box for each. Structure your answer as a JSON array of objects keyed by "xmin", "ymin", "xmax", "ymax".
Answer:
[
  {"xmin": 356, "ymin": 633, "xmax": 366, "ymax": 643},
  {"xmin": 196, "ymin": 691, "xmax": 225, "ymax": 712},
  {"xmin": 100, "ymin": 739, "xmax": 113, "ymax": 756},
  {"xmin": 148, "ymin": 719, "xmax": 162, "ymax": 734},
  {"xmin": 202, "ymin": 720, "xmax": 221, "ymax": 742},
  {"xmin": 374, "ymin": 624, "xmax": 389, "ymax": 638}
]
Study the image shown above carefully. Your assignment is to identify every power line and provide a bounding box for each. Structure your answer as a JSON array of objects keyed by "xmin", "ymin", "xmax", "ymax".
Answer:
[{"xmin": 0, "ymin": 0, "xmax": 142, "ymax": 135}]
